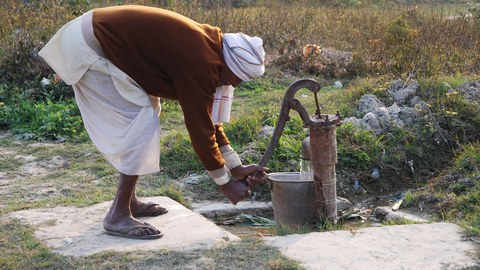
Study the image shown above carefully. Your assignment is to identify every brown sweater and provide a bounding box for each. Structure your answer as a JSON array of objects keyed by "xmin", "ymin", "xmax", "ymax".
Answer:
[{"xmin": 92, "ymin": 5, "xmax": 230, "ymax": 171}]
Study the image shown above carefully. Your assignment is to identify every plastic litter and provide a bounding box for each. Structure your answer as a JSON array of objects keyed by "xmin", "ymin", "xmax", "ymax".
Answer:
[
  {"xmin": 354, "ymin": 179, "xmax": 360, "ymax": 190},
  {"xmin": 185, "ymin": 173, "xmax": 201, "ymax": 185},
  {"xmin": 334, "ymin": 81, "xmax": 343, "ymax": 88},
  {"xmin": 238, "ymin": 214, "xmax": 275, "ymax": 227},
  {"xmin": 40, "ymin": 77, "xmax": 51, "ymax": 87}
]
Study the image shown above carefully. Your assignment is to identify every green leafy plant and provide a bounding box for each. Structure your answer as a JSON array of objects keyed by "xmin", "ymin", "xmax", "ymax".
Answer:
[
  {"xmin": 337, "ymin": 123, "xmax": 384, "ymax": 169},
  {"xmin": 0, "ymin": 99, "xmax": 86, "ymax": 141}
]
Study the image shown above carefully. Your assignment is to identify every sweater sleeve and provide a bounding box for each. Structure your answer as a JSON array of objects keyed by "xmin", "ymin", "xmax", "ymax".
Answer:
[
  {"xmin": 174, "ymin": 73, "xmax": 229, "ymax": 180},
  {"xmin": 215, "ymin": 124, "xmax": 230, "ymax": 147},
  {"xmin": 215, "ymin": 125, "xmax": 241, "ymax": 170}
]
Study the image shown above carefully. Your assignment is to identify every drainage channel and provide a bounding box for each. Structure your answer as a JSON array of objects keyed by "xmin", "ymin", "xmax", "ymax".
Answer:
[
  {"xmin": 215, "ymin": 212, "xmax": 277, "ymax": 238},
  {"xmin": 194, "ymin": 202, "xmax": 381, "ymax": 239},
  {"xmin": 213, "ymin": 210, "xmax": 377, "ymax": 239},
  {"xmin": 194, "ymin": 193, "xmax": 424, "ymax": 239}
]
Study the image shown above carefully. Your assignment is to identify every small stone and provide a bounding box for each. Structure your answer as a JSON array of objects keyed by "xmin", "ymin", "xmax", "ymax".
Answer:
[
  {"xmin": 336, "ymin": 197, "xmax": 353, "ymax": 212},
  {"xmin": 185, "ymin": 174, "xmax": 202, "ymax": 185},
  {"xmin": 184, "ymin": 257, "xmax": 215, "ymax": 270},
  {"xmin": 63, "ymin": 237, "xmax": 73, "ymax": 245},
  {"xmin": 40, "ymin": 77, "xmax": 51, "ymax": 87}
]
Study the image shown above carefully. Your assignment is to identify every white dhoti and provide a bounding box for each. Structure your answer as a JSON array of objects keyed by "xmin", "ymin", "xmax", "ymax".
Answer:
[
  {"xmin": 73, "ymin": 59, "xmax": 161, "ymax": 175},
  {"xmin": 39, "ymin": 10, "xmax": 161, "ymax": 176}
]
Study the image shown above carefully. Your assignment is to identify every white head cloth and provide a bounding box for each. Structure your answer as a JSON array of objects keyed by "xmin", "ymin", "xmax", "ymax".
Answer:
[
  {"xmin": 222, "ymin": 33, "xmax": 265, "ymax": 82},
  {"xmin": 212, "ymin": 85, "xmax": 234, "ymax": 125}
]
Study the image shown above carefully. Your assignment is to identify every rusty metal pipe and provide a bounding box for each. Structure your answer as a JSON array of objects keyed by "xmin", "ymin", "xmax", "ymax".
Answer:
[{"xmin": 310, "ymin": 125, "xmax": 338, "ymax": 220}]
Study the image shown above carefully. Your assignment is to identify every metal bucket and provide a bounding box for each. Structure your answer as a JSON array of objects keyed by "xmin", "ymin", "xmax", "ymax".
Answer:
[{"xmin": 268, "ymin": 172, "xmax": 315, "ymax": 227}]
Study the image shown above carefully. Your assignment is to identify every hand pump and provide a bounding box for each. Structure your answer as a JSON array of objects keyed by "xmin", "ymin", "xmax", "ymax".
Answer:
[{"xmin": 258, "ymin": 79, "xmax": 342, "ymax": 221}]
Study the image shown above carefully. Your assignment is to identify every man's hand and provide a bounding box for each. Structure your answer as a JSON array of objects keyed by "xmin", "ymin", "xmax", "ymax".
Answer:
[
  {"xmin": 230, "ymin": 165, "xmax": 268, "ymax": 188},
  {"xmin": 219, "ymin": 179, "xmax": 250, "ymax": 205}
]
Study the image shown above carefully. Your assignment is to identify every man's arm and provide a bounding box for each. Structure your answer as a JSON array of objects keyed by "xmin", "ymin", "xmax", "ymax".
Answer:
[{"xmin": 175, "ymin": 75, "xmax": 266, "ymax": 203}]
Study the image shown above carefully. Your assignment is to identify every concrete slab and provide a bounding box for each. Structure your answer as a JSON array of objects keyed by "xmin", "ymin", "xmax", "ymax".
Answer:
[
  {"xmin": 192, "ymin": 200, "xmax": 273, "ymax": 219},
  {"xmin": 4, "ymin": 196, "xmax": 239, "ymax": 257},
  {"xmin": 264, "ymin": 223, "xmax": 478, "ymax": 270}
]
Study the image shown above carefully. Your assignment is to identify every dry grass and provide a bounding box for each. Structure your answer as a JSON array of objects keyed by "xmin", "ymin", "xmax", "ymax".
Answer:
[{"xmin": 1, "ymin": 0, "xmax": 479, "ymax": 84}]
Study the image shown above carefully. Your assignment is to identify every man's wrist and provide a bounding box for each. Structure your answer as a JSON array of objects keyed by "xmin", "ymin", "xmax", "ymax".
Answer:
[
  {"xmin": 208, "ymin": 165, "xmax": 230, "ymax": 185},
  {"xmin": 213, "ymin": 172, "xmax": 230, "ymax": 185},
  {"xmin": 220, "ymin": 145, "xmax": 242, "ymax": 170}
]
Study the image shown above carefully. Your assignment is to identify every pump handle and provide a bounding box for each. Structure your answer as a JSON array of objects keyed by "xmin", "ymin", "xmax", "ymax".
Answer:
[{"xmin": 257, "ymin": 79, "xmax": 321, "ymax": 167}]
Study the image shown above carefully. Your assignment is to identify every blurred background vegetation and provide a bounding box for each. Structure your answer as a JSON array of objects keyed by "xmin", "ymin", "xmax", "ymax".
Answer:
[
  {"xmin": 1, "ymin": 0, "xmax": 479, "ymax": 84},
  {"xmin": 0, "ymin": 0, "xmax": 480, "ymax": 240}
]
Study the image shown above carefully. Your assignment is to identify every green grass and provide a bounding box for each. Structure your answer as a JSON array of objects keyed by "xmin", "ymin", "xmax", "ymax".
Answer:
[
  {"xmin": 160, "ymin": 130, "xmax": 203, "ymax": 177},
  {"xmin": 184, "ymin": 173, "xmax": 225, "ymax": 202},
  {"xmin": 443, "ymin": 143, "xmax": 480, "ymax": 236},
  {"xmin": 0, "ymin": 137, "xmax": 188, "ymax": 215},
  {"xmin": 382, "ymin": 218, "xmax": 421, "ymax": 226},
  {"xmin": 0, "ymin": 220, "xmax": 63, "ymax": 269},
  {"xmin": 403, "ymin": 142, "xmax": 480, "ymax": 237},
  {"xmin": 0, "ymin": 154, "xmax": 22, "ymax": 171}
]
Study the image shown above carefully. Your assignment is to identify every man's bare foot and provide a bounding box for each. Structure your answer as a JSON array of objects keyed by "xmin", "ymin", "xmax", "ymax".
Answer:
[
  {"xmin": 105, "ymin": 174, "xmax": 163, "ymax": 239},
  {"xmin": 103, "ymin": 214, "xmax": 162, "ymax": 239},
  {"xmin": 130, "ymin": 198, "xmax": 168, "ymax": 217}
]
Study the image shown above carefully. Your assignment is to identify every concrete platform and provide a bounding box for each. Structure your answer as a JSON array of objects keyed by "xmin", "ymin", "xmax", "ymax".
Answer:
[
  {"xmin": 191, "ymin": 200, "xmax": 273, "ymax": 219},
  {"xmin": 4, "ymin": 196, "xmax": 239, "ymax": 257},
  {"xmin": 264, "ymin": 222, "xmax": 479, "ymax": 270}
]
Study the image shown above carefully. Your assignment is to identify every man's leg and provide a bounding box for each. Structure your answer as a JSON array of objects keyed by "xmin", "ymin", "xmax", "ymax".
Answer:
[
  {"xmin": 103, "ymin": 173, "xmax": 161, "ymax": 237},
  {"xmin": 72, "ymin": 58, "xmax": 162, "ymax": 238}
]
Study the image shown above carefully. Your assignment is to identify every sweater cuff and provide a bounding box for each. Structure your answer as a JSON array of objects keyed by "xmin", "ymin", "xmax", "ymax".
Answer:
[
  {"xmin": 208, "ymin": 165, "xmax": 230, "ymax": 185},
  {"xmin": 219, "ymin": 145, "xmax": 242, "ymax": 170}
]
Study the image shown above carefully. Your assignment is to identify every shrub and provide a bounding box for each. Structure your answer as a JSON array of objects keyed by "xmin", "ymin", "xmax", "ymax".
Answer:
[
  {"xmin": 0, "ymin": 0, "xmax": 79, "ymax": 84},
  {"xmin": 428, "ymin": 143, "xmax": 480, "ymax": 236},
  {"xmin": 3, "ymin": 1, "xmax": 480, "ymax": 85},
  {"xmin": 0, "ymin": 99, "xmax": 86, "ymax": 141},
  {"xmin": 383, "ymin": 17, "xmax": 420, "ymax": 74},
  {"xmin": 337, "ymin": 122, "xmax": 384, "ymax": 170}
]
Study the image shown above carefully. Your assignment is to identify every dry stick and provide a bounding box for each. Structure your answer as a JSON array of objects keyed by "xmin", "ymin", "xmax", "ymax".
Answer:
[{"xmin": 426, "ymin": 108, "xmax": 454, "ymax": 144}]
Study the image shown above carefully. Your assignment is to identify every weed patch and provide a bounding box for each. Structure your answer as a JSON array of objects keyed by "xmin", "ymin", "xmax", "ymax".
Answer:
[
  {"xmin": 406, "ymin": 143, "xmax": 480, "ymax": 237},
  {"xmin": 0, "ymin": 220, "xmax": 63, "ymax": 270},
  {"xmin": 0, "ymin": 97, "xmax": 86, "ymax": 141},
  {"xmin": 160, "ymin": 131, "xmax": 203, "ymax": 177}
]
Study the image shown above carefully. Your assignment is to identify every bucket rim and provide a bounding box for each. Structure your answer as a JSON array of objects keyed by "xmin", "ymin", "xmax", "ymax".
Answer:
[{"xmin": 267, "ymin": 172, "xmax": 313, "ymax": 183}]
